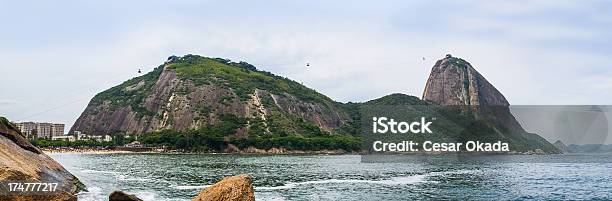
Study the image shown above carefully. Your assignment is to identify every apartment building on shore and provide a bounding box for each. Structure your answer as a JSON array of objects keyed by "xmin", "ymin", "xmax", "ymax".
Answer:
[{"xmin": 15, "ymin": 122, "xmax": 65, "ymax": 139}]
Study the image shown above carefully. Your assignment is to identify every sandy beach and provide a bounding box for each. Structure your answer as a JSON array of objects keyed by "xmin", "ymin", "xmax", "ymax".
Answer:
[{"xmin": 42, "ymin": 148, "xmax": 143, "ymax": 154}]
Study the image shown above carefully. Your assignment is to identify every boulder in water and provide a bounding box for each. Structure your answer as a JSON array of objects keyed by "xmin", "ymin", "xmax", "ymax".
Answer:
[
  {"xmin": 109, "ymin": 190, "xmax": 143, "ymax": 201},
  {"xmin": 192, "ymin": 174, "xmax": 255, "ymax": 201}
]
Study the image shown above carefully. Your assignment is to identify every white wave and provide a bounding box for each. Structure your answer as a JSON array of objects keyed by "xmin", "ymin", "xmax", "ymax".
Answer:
[
  {"xmin": 81, "ymin": 169, "xmax": 118, "ymax": 174},
  {"xmin": 77, "ymin": 186, "xmax": 107, "ymax": 201},
  {"xmin": 133, "ymin": 191, "xmax": 160, "ymax": 201},
  {"xmin": 256, "ymin": 194, "xmax": 287, "ymax": 201},
  {"xmin": 175, "ymin": 185, "xmax": 210, "ymax": 190},
  {"xmin": 80, "ymin": 186, "xmax": 102, "ymax": 194},
  {"xmin": 116, "ymin": 174, "xmax": 152, "ymax": 182},
  {"xmin": 256, "ymin": 174, "xmax": 430, "ymax": 190},
  {"xmin": 80, "ymin": 168, "xmax": 155, "ymax": 183},
  {"xmin": 428, "ymin": 169, "xmax": 481, "ymax": 176},
  {"xmin": 255, "ymin": 169, "xmax": 482, "ymax": 191},
  {"xmin": 175, "ymin": 174, "xmax": 430, "ymax": 192}
]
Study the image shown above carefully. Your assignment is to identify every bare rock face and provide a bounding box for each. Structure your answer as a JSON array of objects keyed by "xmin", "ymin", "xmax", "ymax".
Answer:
[
  {"xmin": 0, "ymin": 117, "xmax": 85, "ymax": 201},
  {"xmin": 109, "ymin": 191, "xmax": 143, "ymax": 201},
  {"xmin": 553, "ymin": 140, "xmax": 569, "ymax": 153},
  {"xmin": 422, "ymin": 55, "xmax": 523, "ymax": 130},
  {"xmin": 192, "ymin": 174, "xmax": 255, "ymax": 201},
  {"xmin": 421, "ymin": 55, "xmax": 560, "ymax": 153},
  {"xmin": 422, "ymin": 55, "xmax": 509, "ymax": 106}
]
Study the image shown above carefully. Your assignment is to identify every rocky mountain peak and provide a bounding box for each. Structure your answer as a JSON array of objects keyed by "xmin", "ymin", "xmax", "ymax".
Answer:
[
  {"xmin": 420, "ymin": 55, "xmax": 561, "ymax": 153},
  {"xmin": 422, "ymin": 55, "xmax": 509, "ymax": 106},
  {"xmin": 553, "ymin": 140, "xmax": 569, "ymax": 153}
]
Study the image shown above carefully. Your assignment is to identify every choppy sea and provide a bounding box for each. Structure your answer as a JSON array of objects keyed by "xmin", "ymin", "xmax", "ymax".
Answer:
[{"xmin": 49, "ymin": 153, "xmax": 612, "ymax": 200}]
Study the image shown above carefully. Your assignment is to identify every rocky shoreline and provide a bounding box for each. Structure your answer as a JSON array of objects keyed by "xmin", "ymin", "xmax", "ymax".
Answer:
[
  {"xmin": 41, "ymin": 146, "xmax": 354, "ymax": 155},
  {"xmin": 42, "ymin": 147, "xmax": 554, "ymax": 156}
]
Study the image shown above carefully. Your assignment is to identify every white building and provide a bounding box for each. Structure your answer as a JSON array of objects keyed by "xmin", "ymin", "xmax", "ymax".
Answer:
[
  {"xmin": 52, "ymin": 135, "xmax": 75, "ymax": 142},
  {"xmin": 125, "ymin": 141, "xmax": 143, "ymax": 148},
  {"xmin": 51, "ymin": 124, "xmax": 64, "ymax": 137},
  {"xmin": 89, "ymin": 135, "xmax": 103, "ymax": 141},
  {"xmin": 72, "ymin": 131, "xmax": 113, "ymax": 142},
  {"xmin": 104, "ymin": 135, "xmax": 112, "ymax": 142},
  {"xmin": 74, "ymin": 131, "xmax": 87, "ymax": 141}
]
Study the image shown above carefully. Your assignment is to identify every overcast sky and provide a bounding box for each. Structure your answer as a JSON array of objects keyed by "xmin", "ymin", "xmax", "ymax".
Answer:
[{"xmin": 1, "ymin": 0, "xmax": 612, "ymax": 134}]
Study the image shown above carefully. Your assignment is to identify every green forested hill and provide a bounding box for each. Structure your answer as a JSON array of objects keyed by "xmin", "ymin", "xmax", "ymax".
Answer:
[{"xmin": 69, "ymin": 55, "xmax": 558, "ymax": 153}]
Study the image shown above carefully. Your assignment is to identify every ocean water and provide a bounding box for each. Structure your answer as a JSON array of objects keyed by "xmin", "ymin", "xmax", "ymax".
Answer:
[{"xmin": 49, "ymin": 153, "xmax": 612, "ymax": 200}]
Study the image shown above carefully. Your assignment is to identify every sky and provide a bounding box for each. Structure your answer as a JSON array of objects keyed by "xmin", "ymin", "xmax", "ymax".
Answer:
[{"xmin": 1, "ymin": 0, "xmax": 612, "ymax": 135}]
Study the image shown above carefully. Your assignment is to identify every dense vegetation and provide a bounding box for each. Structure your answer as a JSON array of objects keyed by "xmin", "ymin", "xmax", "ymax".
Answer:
[
  {"xmin": 139, "ymin": 114, "xmax": 361, "ymax": 151},
  {"xmin": 32, "ymin": 130, "xmax": 361, "ymax": 152},
  {"xmin": 34, "ymin": 113, "xmax": 361, "ymax": 152},
  {"xmin": 0, "ymin": 117, "xmax": 10, "ymax": 128},
  {"xmin": 167, "ymin": 54, "xmax": 332, "ymax": 103},
  {"xmin": 138, "ymin": 129, "xmax": 361, "ymax": 152},
  {"xmin": 31, "ymin": 139, "xmax": 115, "ymax": 148},
  {"xmin": 88, "ymin": 65, "xmax": 164, "ymax": 116}
]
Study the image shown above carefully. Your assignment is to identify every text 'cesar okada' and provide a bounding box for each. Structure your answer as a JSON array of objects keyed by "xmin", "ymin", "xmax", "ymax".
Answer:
[{"xmin": 370, "ymin": 117, "xmax": 509, "ymax": 153}]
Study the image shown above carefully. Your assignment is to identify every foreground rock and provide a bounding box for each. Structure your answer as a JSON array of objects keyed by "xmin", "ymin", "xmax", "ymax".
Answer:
[
  {"xmin": 0, "ymin": 117, "xmax": 85, "ymax": 201},
  {"xmin": 109, "ymin": 191, "xmax": 143, "ymax": 201},
  {"xmin": 192, "ymin": 174, "xmax": 255, "ymax": 201}
]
